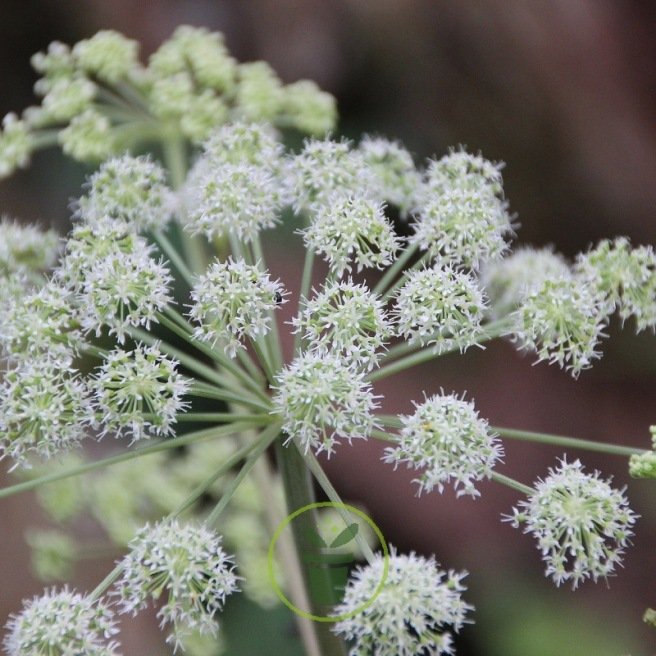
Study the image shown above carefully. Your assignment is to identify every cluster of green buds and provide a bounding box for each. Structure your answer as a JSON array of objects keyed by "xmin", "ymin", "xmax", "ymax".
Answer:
[
  {"xmin": 0, "ymin": 26, "xmax": 654, "ymax": 656},
  {"xmin": 0, "ymin": 26, "xmax": 336, "ymax": 176}
]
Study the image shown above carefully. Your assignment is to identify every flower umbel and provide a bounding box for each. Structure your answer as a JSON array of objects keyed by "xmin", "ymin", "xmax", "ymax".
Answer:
[
  {"xmin": 189, "ymin": 257, "xmax": 285, "ymax": 357},
  {"xmin": 292, "ymin": 279, "xmax": 393, "ymax": 370},
  {"xmin": 273, "ymin": 351, "xmax": 380, "ymax": 456},
  {"xmin": 91, "ymin": 343, "xmax": 190, "ymax": 441},
  {"xmin": 505, "ymin": 457, "xmax": 638, "ymax": 588},
  {"xmin": 384, "ymin": 392, "xmax": 503, "ymax": 498},
  {"xmin": 113, "ymin": 519, "xmax": 239, "ymax": 651},
  {"xmin": 302, "ymin": 195, "xmax": 401, "ymax": 277},
  {"xmin": 512, "ymin": 275, "xmax": 607, "ymax": 377},
  {"xmin": 3, "ymin": 587, "xmax": 120, "ymax": 656},
  {"xmin": 393, "ymin": 265, "xmax": 487, "ymax": 352},
  {"xmin": 332, "ymin": 548, "xmax": 472, "ymax": 656}
]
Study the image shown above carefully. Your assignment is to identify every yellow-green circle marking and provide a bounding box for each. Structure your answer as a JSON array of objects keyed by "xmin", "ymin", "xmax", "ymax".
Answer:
[{"xmin": 267, "ymin": 501, "xmax": 389, "ymax": 622}]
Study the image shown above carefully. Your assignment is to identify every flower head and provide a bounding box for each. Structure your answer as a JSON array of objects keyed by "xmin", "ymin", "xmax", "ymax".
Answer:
[
  {"xmin": 273, "ymin": 352, "xmax": 380, "ymax": 456},
  {"xmin": 0, "ymin": 358, "xmax": 91, "ymax": 468},
  {"xmin": 393, "ymin": 265, "xmax": 487, "ymax": 352},
  {"xmin": 384, "ymin": 392, "xmax": 502, "ymax": 497},
  {"xmin": 0, "ymin": 280, "xmax": 83, "ymax": 362},
  {"xmin": 302, "ymin": 195, "xmax": 401, "ymax": 277},
  {"xmin": 287, "ymin": 138, "xmax": 376, "ymax": 212},
  {"xmin": 332, "ymin": 547, "xmax": 472, "ymax": 656},
  {"xmin": 576, "ymin": 238, "xmax": 656, "ymax": 332},
  {"xmin": 76, "ymin": 155, "xmax": 173, "ymax": 231},
  {"xmin": 0, "ymin": 217, "xmax": 60, "ymax": 275},
  {"xmin": 38, "ymin": 76, "xmax": 96, "ymax": 122},
  {"xmin": 359, "ymin": 136, "xmax": 420, "ymax": 218},
  {"xmin": 149, "ymin": 26, "xmax": 236, "ymax": 93},
  {"xmin": 91, "ymin": 343, "xmax": 190, "ymax": 442},
  {"xmin": 0, "ymin": 113, "xmax": 34, "ymax": 178},
  {"xmin": 505, "ymin": 457, "xmax": 638, "ymax": 588},
  {"xmin": 411, "ymin": 149, "xmax": 513, "ymax": 270},
  {"xmin": 293, "ymin": 279, "xmax": 392, "ymax": 370},
  {"xmin": 512, "ymin": 275, "xmax": 607, "ymax": 377},
  {"xmin": 72, "ymin": 30, "xmax": 139, "ymax": 83},
  {"xmin": 183, "ymin": 122, "xmax": 286, "ymax": 242},
  {"xmin": 113, "ymin": 519, "xmax": 239, "ymax": 650},
  {"xmin": 3, "ymin": 587, "xmax": 120, "ymax": 656},
  {"xmin": 481, "ymin": 246, "xmax": 571, "ymax": 319},
  {"xmin": 235, "ymin": 62, "xmax": 283, "ymax": 122},
  {"xmin": 76, "ymin": 242, "xmax": 172, "ymax": 342},
  {"xmin": 281, "ymin": 80, "xmax": 337, "ymax": 136},
  {"xmin": 58, "ymin": 108, "xmax": 116, "ymax": 163},
  {"xmin": 189, "ymin": 257, "xmax": 285, "ymax": 357}
]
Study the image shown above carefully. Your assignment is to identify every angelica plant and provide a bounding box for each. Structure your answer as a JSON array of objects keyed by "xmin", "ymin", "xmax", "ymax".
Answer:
[{"xmin": 0, "ymin": 26, "xmax": 654, "ymax": 656}]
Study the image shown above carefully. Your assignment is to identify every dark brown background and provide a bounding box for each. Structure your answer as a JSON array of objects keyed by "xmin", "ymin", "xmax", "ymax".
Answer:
[{"xmin": 1, "ymin": 1, "xmax": 655, "ymax": 654}]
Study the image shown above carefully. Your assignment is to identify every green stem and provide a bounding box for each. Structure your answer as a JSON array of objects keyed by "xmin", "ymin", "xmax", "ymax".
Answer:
[
  {"xmin": 129, "ymin": 325, "xmax": 262, "ymax": 406},
  {"xmin": 379, "ymin": 318, "xmax": 512, "ymax": 367},
  {"xmin": 275, "ymin": 439, "xmax": 347, "ymax": 655},
  {"xmin": 370, "ymin": 320, "xmax": 511, "ymax": 382},
  {"xmin": 491, "ymin": 472, "xmax": 534, "ymax": 496},
  {"xmin": 253, "ymin": 234, "xmax": 284, "ymax": 371},
  {"xmin": 152, "ymin": 230, "xmax": 196, "ymax": 289},
  {"xmin": 493, "ymin": 427, "xmax": 642, "ymax": 457},
  {"xmin": 157, "ymin": 309, "xmax": 269, "ymax": 401},
  {"xmin": 302, "ymin": 450, "xmax": 376, "ymax": 564},
  {"xmin": 376, "ymin": 415, "xmax": 403, "ymax": 429},
  {"xmin": 205, "ymin": 423, "xmax": 282, "ymax": 524},
  {"xmin": 371, "ymin": 429, "xmax": 398, "ymax": 442},
  {"xmin": 293, "ymin": 248, "xmax": 315, "ymax": 356},
  {"xmin": 31, "ymin": 129, "xmax": 62, "ymax": 149},
  {"xmin": 373, "ymin": 242, "xmax": 418, "ymax": 297},
  {"xmin": 0, "ymin": 422, "xmax": 259, "ymax": 500},
  {"xmin": 248, "ymin": 438, "xmax": 323, "ymax": 656},
  {"xmin": 162, "ymin": 132, "xmax": 208, "ymax": 275},
  {"xmin": 90, "ymin": 566, "xmax": 123, "ymax": 601},
  {"xmin": 237, "ymin": 346, "xmax": 267, "ymax": 384},
  {"xmin": 142, "ymin": 412, "xmax": 273, "ymax": 424},
  {"xmin": 189, "ymin": 383, "xmax": 270, "ymax": 412},
  {"xmin": 250, "ymin": 336, "xmax": 276, "ymax": 384}
]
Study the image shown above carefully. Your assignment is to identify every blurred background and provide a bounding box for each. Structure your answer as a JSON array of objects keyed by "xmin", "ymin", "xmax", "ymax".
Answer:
[{"xmin": 1, "ymin": 1, "xmax": 655, "ymax": 654}]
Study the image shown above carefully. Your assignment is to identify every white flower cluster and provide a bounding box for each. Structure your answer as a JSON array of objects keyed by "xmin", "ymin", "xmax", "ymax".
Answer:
[
  {"xmin": 59, "ymin": 220, "xmax": 172, "ymax": 343},
  {"xmin": 77, "ymin": 154, "xmax": 173, "ymax": 232},
  {"xmin": 189, "ymin": 257, "xmax": 285, "ymax": 357},
  {"xmin": 113, "ymin": 520, "xmax": 239, "ymax": 650},
  {"xmin": 481, "ymin": 246, "xmax": 571, "ymax": 319},
  {"xmin": 411, "ymin": 149, "xmax": 513, "ymax": 270},
  {"xmin": 183, "ymin": 122, "xmax": 287, "ymax": 242},
  {"xmin": 332, "ymin": 548, "xmax": 472, "ymax": 656},
  {"xmin": 512, "ymin": 275, "xmax": 607, "ymax": 378},
  {"xmin": 505, "ymin": 457, "xmax": 638, "ymax": 588},
  {"xmin": 273, "ymin": 352, "xmax": 380, "ymax": 456},
  {"xmin": 576, "ymin": 237, "xmax": 656, "ymax": 332},
  {"xmin": 384, "ymin": 392, "xmax": 503, "ymax": 498},
  {"xmin": 393, "ymin": 265, "xmax": 487, "ymax": 352},
  {"xmin": 0, "ymin": 216, "xmax": 60, "ymax": 276},
  {"xmin": 287, "ymin": 138, "xmax": 375, "ymax": 212},
  {"xmin": 359, "ymin": 136, "xmax": 421, "ymax": 218},
  {"xmin": 302, "ymin": 194, "xmax": 401, "ymax": 277},
  {"xmin": 0, "ymin": 359, "xmax": 91, "ymax": 468},
  {"xmin": 293, "ymin": 279, "xmax": 392, "ymax": 370},
  {"xmin": 0, "ymin": 281, "xmax": 83, "ymax": 362},
  {"xmin": 0, "ymin": 25, "xmax": 337, "ymax": 177},
  {"xmin": 91, "ymin": 343, "xmax": 190, "ymax": 442},
  {"xmin": 4, "ymin": 587, "xmax": 120, "ymax": 656},
  {"xmin": 0, "ymin": 113, "xmax": 33, "ymax": 178}
]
